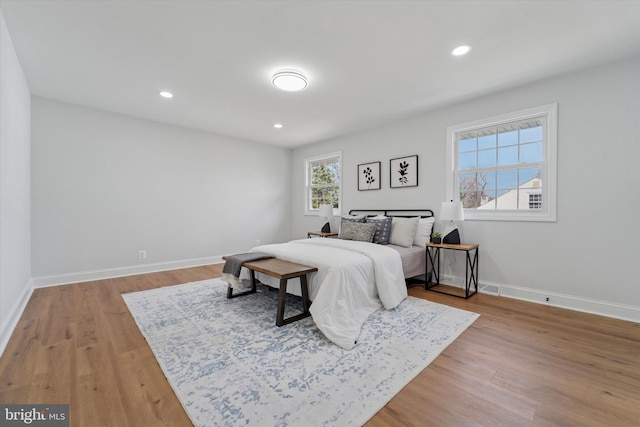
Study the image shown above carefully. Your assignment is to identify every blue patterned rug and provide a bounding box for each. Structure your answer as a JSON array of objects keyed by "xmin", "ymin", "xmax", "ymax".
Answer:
[{"xmin": 122, "ymin": 278, "xmax": 479, "ymax": 426}]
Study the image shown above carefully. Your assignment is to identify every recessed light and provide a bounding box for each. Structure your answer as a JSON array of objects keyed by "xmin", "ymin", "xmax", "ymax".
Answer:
[
  {"xmin": 271, "ymin": 70, "xmax": 308, "ymax": 92},
  {"xmin": 452, "ymin": 45, "xmax": 471, "ymax": 56},
  {"xmin": 159, "ymin": 91, "xmax": 173, "ymax": 98},
  {"xmin": 273, "ymin": 123, "xmax": 283, "ymax": 129}
]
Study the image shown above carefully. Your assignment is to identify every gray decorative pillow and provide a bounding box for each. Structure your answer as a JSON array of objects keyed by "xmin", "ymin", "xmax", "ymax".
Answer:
[
  {"xmin": 341, "ymin": 215, "xmax": 366, "ymax": 224},
  {"xmin": 339, "ymin": 221, "xmax": 377, "ymax": 242},
  {"xmin": 366, "ymin": 216, "xmax": 392, "ymax": 245},
  {"xmin": 339, "ymin": 215, "xmax": 366, "ymax": 237}
]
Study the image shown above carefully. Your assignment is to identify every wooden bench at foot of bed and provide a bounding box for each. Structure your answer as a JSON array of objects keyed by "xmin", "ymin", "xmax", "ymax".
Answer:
[{"xmin": 222, "ymin": 257, "xmax": 318, "ymax": 326}]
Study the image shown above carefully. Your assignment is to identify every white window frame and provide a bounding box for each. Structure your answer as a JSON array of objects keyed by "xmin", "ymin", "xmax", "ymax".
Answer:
[
  {"xmin": 304, "ymin": 151, "xmax": 342, "ymax": 216},
  {"xmin": 446, "ymin": 103, "xmax": 557, "ymax": 222}
]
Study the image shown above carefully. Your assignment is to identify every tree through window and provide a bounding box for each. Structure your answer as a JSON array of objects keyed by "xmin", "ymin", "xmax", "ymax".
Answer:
[{"xmin": 305, "ymin": 152, "xmax": 341, "ymax": 214}]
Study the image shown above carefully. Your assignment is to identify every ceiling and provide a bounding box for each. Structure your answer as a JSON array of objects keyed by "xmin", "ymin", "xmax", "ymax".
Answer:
[{"xmin": 2, "ymin": 1, "xmax": 640, "ymax": 148}]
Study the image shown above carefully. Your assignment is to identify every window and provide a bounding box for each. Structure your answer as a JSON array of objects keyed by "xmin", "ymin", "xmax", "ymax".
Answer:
[
  {"xmin": 529, "ymin": 193, "xmax": 542, "ymax": 210},
  {"xmin": 305, "ymin": 151, "xmax": 341, "ymax": 215},
  {"xmin": 446, "ymin": 103, "xmax": 557, "ymax": 221}
]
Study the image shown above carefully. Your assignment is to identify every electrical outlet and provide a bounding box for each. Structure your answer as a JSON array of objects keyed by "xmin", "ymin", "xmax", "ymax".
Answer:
[{"xmin": 139, "ymin": 250, "xmax": 147, "ymax": 259}]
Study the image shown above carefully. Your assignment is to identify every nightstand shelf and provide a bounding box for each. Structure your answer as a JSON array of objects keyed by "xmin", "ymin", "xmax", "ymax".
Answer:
[{"xmin": 426, "ymin": 242, "xmax": 479, "ymax": 299}]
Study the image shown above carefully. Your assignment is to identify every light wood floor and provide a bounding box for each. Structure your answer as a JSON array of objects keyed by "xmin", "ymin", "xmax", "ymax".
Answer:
[{"xmin": 1, "ymin": 265, "xmax": 638, "ymax": 426}]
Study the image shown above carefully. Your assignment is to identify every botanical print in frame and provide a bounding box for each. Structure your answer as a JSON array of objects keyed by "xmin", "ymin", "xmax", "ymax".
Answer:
[
  {"xmin": 358, "ymin": 161, "xmax": 381, "ymax": 191},
  {"xmin": 390, "ymin": 155, "xmax": 418, "ymax": 188}
]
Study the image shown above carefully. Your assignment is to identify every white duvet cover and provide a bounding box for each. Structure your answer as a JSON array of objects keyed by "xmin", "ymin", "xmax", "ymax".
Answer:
[{"xmin": 240, "ymin": 238, "xmax": 407, "ymax": 350}]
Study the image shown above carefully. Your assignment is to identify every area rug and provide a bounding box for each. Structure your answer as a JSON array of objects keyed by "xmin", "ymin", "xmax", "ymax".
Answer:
[{"xmin": 122, "ymin": 278, "xmax": 479, "ymax": 427}]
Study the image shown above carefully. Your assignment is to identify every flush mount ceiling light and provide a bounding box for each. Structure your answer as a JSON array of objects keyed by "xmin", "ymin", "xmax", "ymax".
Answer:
[
  {"xmin": 273, "ymin": 123, "xmax": 283, "ymax": 129},
  {"xmin": 452, "ymin": 45, "xmax": 471, "ymax": 56},
  {"xmin": 159, "ymin": 91, "xmax": 174, "ymax": 98},
  {"xmin": 271, "ymin": 70, "xmax": 308, "ymax": 92}
]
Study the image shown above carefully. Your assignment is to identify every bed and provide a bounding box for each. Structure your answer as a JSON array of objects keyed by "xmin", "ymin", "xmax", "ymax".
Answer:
[{"xmin": 239, "ymin": 209, "xmax": 435, "ymax": 349}]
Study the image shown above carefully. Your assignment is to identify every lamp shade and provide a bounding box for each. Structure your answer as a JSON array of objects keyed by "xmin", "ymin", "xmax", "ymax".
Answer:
[
  {"xmin": 318, "ymin": 204, "xmax": 333, "ymax": 218},
  {"xmin": 440, "ymin": 201, "xmax": 464, "ymax": 222}
]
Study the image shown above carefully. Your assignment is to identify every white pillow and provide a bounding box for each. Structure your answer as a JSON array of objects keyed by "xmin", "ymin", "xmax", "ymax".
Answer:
[
  {"xmin": 389, "ymin": 216, "xmax": 419, "ymax": 248},
  {"xmin": 413, "ymin": 216, "xmax": 436, "ymax": 246}
]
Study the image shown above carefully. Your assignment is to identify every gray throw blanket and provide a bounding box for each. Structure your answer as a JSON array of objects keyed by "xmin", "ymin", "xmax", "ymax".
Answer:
[{"xmin": 222, "ymin": 252, "xmax": 273, "ymax": 287}]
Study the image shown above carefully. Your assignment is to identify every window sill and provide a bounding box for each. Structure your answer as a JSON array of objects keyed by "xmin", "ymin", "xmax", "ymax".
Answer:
[{"xmin": 463, "ymin": 210, "xmax": 556, "ymax": 222}]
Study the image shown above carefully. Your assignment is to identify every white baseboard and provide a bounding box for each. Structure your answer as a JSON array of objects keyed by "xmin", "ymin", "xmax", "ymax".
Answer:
[
  {"xmin": 441, "ymin": 275, "xmax": 640, "ymax": 323},
  {"xmin": 0, "ymin": 279, "xmax": 34, "ymax": 358},
  {"xmin": 32, "ymin": 255, "xmax": 225, "ymax": 288}
]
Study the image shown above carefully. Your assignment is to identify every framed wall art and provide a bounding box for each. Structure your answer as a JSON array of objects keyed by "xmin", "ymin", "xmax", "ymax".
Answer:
[
  {"xmin": 357, "ymin": 161, "xmax": 381, "ymax": 191},
  {"xmin": 390, "ymin": 155, "xmax": 418, "ymax": 188}
]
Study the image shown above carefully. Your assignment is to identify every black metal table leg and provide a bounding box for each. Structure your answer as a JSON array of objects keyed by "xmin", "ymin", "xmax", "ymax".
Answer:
[{"xmin": 425, "ymin": 243, "xmax": 479, "ymax": 299}]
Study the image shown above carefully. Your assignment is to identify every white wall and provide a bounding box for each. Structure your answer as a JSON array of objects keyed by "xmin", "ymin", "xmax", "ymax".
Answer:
[
  {"xmin": 0, "ymin": 10, "xmax": 32, "ymax": 352},
  {"xmin": 292, "ymin": 56, "xmax": 640, "ymax": 322},
  {"xmin": 32, "ymin": 97, "xmax": 292, "ymax": 283}
]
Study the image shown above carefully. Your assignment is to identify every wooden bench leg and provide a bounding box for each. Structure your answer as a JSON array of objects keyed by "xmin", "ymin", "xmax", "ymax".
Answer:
[
  {"xmin": 276, "ymin": 275, "xmax": 312, "ymax": 327},
  {"xmin": 226, "ymin": 269, "xmax": 257, "ymax": 299},
  {"xmin": 276, "ymin": 278, "xmax": 288, "ymax": 326},
  {"xmin": 300, "ymin": 274, "xmax": 311, "ymax": 313}
]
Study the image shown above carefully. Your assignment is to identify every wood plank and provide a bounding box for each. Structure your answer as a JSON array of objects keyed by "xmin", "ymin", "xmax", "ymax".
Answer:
[
  {"xmin": 0, "ymin": 318, "xmax": 41, "ymax": 395},
  {"xmin": 241, "ymin": 258, "xmax": 317, "ymax": 279},
  {"xmin": 426, "ymin": 242, "xmax": 479, "ymax": 251},
  {"xmin": 115, "ymin": 349, "xmax": 192, "ymax": 426},
  {"xmin": 75, "ymin": 342, "xmax": 129, "ymax": 426},
  {"xmin": 31, "ymin": 339, "xmax": 75, "ymax": 404}
]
